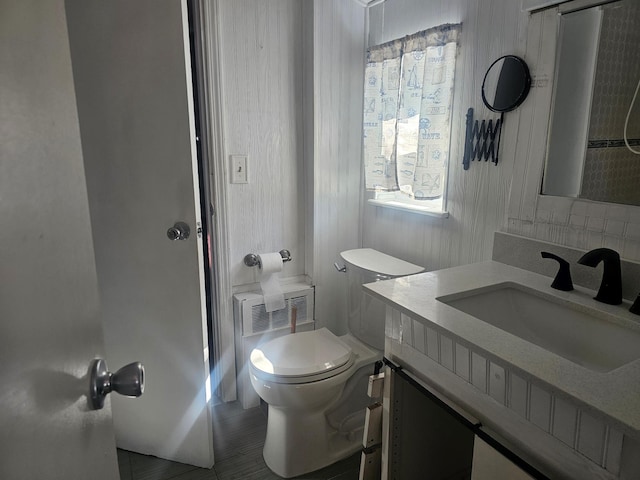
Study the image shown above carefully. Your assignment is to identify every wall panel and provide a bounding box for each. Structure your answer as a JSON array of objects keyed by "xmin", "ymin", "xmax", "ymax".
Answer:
[
  {"xmin": 506, "ymin": 6, "xmax": 640, "ymax": 264},
  {"xmin": 312, "ymin": 0, "xmax": 366, "ymax": 333},
  {"xmin": 363, "ymin": 0, "xmax": 528, "ymax": 272},
  {"xmin": 218, "ymin": 0, "xmax": 305, "ymax": 288}
]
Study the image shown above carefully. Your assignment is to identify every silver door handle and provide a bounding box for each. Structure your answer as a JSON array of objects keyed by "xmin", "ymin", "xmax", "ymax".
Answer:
[
  {"xmin": 167, "ymin": 221, "xmax": 190, "ymax": 241},
  {"xmin": 89, "ymin": 358, "xmax": 145, "ymax": 410}
]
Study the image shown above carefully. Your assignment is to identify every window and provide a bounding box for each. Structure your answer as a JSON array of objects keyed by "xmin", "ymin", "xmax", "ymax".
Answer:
[{"xmin": 362, "ymin": 24, "xmax": 461, "ymax": 216}]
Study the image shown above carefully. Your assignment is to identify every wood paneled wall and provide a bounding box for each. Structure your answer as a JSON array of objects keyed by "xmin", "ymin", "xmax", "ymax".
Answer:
[
  {"xmin": 216, "ymin": 0, "xmax": 640, "ymax": 347},
  {"xmin": 218, "ymin": 0, "xmax": 306, "ymax": 289},
  {"xmin": 217, "ymin": 0, "xmax": 531, "ymax": 330},
  {"xmin": 363, "ymin": 0, "xmax": 528, "ymax": 271},
  {"xmin": 217, "ymin": 0, "xmax": 365, "ymax": 333},
  {"xmin": 364, "ymin": 0, "xmax": 640, "ymax": 269},
  {"xmin": 312, "ymin": 1, "xmax": 366, "ymax": 333}
]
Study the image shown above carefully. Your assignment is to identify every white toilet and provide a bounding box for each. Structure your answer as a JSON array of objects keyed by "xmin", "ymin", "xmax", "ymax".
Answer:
[{"xmin": 249, "ymin": 248, "xmax": 423, "ymax": 478}]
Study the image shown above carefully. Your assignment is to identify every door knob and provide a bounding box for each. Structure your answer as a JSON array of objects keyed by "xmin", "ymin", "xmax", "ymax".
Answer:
[
  {"xmin": 167, "ymin": 221, "xmax": 190, "ymax": 241},
  {"xmin": 89, "ymin": 358, "xmax": 145, "ymax": 410}
]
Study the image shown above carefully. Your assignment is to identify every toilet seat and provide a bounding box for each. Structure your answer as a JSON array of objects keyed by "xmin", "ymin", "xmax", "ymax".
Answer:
[{"xmin": 250, "ymin": 328, "xmax": 355, "ymax": 384}]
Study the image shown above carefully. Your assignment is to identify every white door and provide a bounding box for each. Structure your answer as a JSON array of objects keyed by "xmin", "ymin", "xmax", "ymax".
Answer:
[
  {"xmin": 0, "ymin": 1, "xmax": 120, "ymax": 478},
  {"xmin": 65, "ymin": 0, "xmax": 214, "ymax": 468}
]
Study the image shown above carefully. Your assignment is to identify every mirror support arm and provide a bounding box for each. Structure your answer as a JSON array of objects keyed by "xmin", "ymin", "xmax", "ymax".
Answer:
[
  {"xmin": 463, "ymin": 108, "xmax": 474, "ymax": 170},
  {"xmin": 496, "ymin": 112, "xmax": 504, "ymax": 165},
  {"xmin": 462, "ymin": 108, "xmax": 503, "ymax": 169}
]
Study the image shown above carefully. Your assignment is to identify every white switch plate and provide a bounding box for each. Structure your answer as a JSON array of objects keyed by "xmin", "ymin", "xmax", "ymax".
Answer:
[{"xmin": 230, "ymin": 155, "xmax": 248, "ymax": 184}]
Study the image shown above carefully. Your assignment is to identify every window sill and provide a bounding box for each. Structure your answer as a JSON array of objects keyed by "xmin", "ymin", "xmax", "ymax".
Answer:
[{"xmin": 368, "ymin": 198, "xmax": 450, "ymax": 218}]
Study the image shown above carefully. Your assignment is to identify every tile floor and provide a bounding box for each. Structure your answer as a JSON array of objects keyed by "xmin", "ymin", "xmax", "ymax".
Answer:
[{"xmin": 117, "ymin": 401, "xmax": 361, "ymax": 480}]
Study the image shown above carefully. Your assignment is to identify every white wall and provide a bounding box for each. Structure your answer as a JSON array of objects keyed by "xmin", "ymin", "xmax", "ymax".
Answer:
[
  {"xmin": 217, "ymin": 0, "xmax": 640, "ymax": 342},
  {"xmin": 362, "ymin": 0, "xmax": 528, "ymax": 272},
  {"xmin": 217, "ymin": 0, "xmax": 366, "ymax": 334},
  {"xmin": 312, "ymin": 0, "xmax": 367, "ymax": 333},
  {"xmin": 218, "ymin": 0, "xmax": 307, "ymax": 290},
  {"xmin": 361, "ymin": 0, "xmax": 640, "ymax": 269}
]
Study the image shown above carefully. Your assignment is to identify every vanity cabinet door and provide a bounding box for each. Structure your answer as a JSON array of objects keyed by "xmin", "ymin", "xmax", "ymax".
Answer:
[
  {"xmin": 471, "ymin": 437, "xmax": 534, "ymax": 480},
  {"xmin": 387, "ymin": 366, "xmax": 476, "ymax": 479},
  {"xmin": 384, "ymin": 362, "xmax": 547, "ymax": 480}
]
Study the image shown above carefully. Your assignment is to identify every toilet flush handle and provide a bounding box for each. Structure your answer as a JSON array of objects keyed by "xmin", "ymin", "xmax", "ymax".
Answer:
[{"xmin": 334, "ymin": 262, "xmax": 347, "ymax": 273}]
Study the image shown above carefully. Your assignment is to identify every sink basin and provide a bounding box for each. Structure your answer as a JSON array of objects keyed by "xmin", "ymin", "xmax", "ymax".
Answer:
[{"xmin": 438, "ymin": 282, "xmax": 640, "ymax": 372}]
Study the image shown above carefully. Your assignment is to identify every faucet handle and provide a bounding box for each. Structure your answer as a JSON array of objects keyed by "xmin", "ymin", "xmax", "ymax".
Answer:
[{"xmin": 541, "ymin": 252, "xmax": 574, "ymax": 291}]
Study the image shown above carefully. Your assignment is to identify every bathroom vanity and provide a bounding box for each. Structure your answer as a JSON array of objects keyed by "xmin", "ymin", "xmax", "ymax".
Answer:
[{"xmin": 364, "ymin": 261, "xmax": 640, "ymax": 479}]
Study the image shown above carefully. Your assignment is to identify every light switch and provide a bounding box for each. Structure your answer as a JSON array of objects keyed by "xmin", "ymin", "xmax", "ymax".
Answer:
[{"xmin": 230, "ymin": 155, "xmax": 248, "ymax": 184}]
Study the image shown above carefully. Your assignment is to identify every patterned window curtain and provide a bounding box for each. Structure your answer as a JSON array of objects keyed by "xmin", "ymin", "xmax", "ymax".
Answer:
[{"xmin": 363, "ymin": 24, "xmax": 461, "ymax": 199}]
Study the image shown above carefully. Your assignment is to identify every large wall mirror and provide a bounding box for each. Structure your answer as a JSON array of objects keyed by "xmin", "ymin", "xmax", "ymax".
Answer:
[{"xmin": 541, "ymin": 0, "xmax": 640, "ymax": 206}]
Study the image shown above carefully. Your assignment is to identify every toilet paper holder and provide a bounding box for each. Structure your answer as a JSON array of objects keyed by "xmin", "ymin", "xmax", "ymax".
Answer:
[{"xmin": 244, "ymin": 249, "xmax": 291, "ymax": 268}]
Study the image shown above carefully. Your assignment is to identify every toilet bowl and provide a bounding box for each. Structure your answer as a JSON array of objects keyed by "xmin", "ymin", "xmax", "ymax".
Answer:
[
  {"xmin": 250, "ymin": 329, "xmax": 378, "ymax": 478},
  {"xmin": 249, "ymin": 248, "xmax": 423, "ymax": 478}
]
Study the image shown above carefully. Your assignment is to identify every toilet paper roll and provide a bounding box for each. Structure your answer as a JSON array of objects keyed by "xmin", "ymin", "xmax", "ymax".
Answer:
[{"xmin": 259, "ymin": 252, "xmax": 285, "ymax": 313}]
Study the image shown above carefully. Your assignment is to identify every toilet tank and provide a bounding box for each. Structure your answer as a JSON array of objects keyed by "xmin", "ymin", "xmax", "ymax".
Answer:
[{"xmin": 340, "ymin": 248, "xmax": 423, "ymax": 350}]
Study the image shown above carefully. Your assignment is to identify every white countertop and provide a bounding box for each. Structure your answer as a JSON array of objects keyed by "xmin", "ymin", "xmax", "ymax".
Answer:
[{"xmin": 364, "ymin": 260, "xmax": 640, "ymax": 437}]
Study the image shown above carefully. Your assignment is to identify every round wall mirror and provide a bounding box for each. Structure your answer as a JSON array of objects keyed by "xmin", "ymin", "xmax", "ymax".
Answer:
[{"xmin": 481, "ymin": 55, "xmax": 532, "ymax": 113}]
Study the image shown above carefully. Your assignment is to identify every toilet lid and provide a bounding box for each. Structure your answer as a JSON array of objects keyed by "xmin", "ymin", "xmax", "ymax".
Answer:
[
  {"xmin": 340, "ymin": 248, "xmax": 423, "ymax": 277},
  {"xmin": 250, "ymin": 328, "xmax": 352, "ymax": 378}
]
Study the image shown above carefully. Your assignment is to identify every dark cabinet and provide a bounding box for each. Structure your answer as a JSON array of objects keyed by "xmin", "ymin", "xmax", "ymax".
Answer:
[{"xmin": 386, "ymin": 360, "xmax": 545, "ymax": 480}]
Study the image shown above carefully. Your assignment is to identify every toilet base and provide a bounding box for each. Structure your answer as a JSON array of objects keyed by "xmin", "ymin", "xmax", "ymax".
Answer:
[
  {"xmin": 263, "ymin": 406, "xmax": 362, "ymax": 478},
  {"xmin": 252, "ymin": 335, "xmax": 381, "ymax": 478}
]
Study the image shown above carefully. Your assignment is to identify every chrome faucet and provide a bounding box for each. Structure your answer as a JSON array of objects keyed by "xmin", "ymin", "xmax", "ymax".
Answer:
[{"xmin": 577, "ymin": 248, "xmax": 622, "ymax": 305}]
